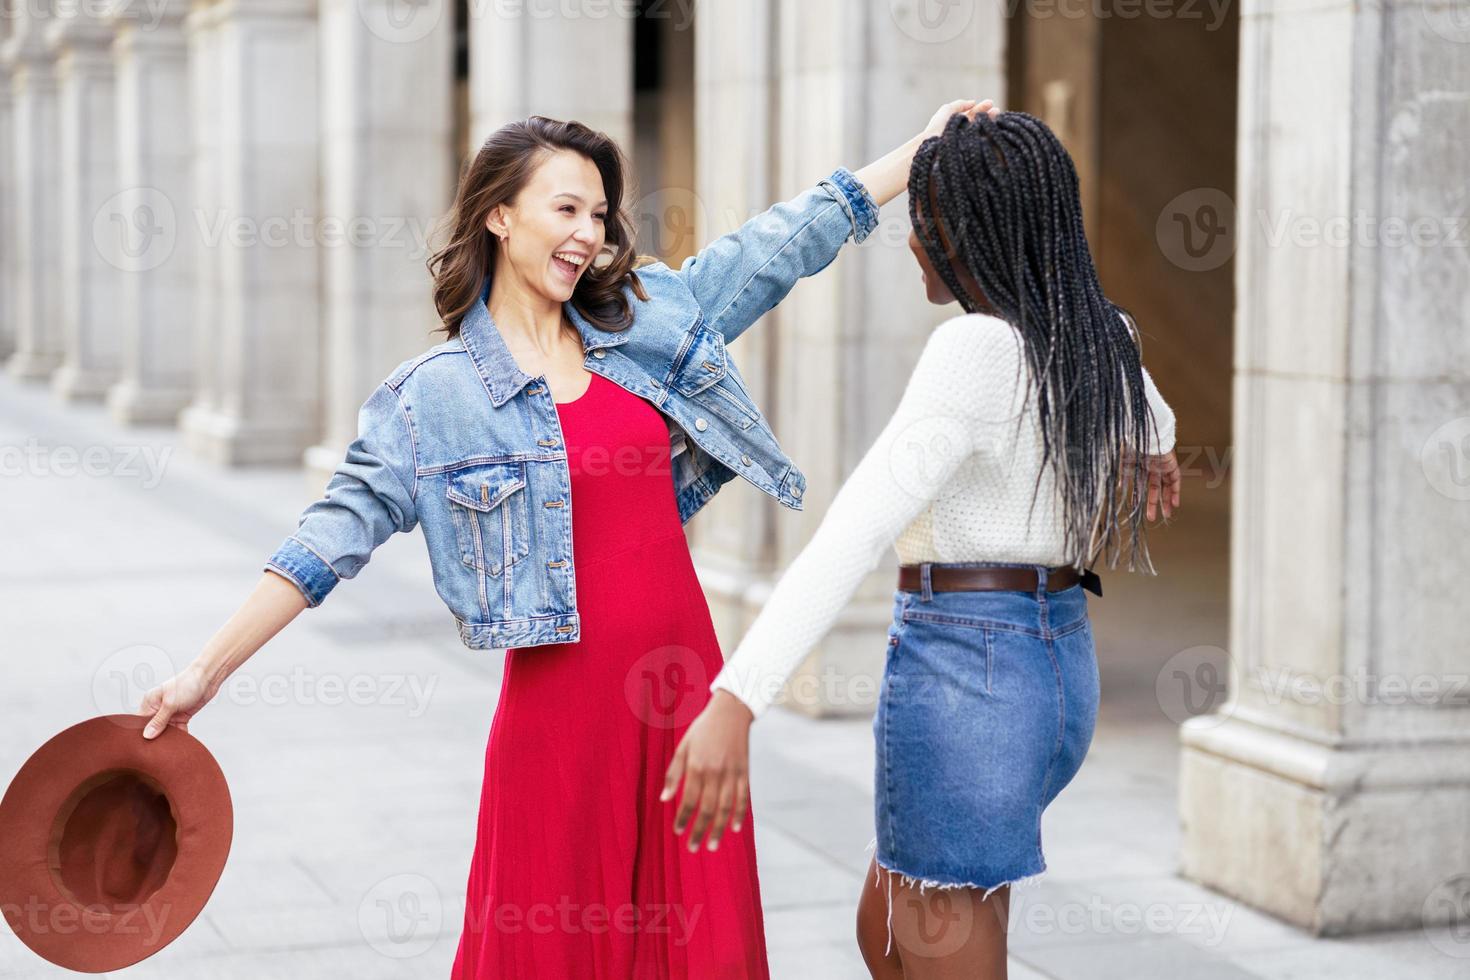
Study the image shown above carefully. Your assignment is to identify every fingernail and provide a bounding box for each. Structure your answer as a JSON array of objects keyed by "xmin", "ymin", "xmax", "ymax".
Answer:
[
  {"xmin": 659, "ymin": 789, "xmax": 669, "ymax": 801},
  {"xmin": 708, "ymin": 841, "xmax": 719, "ymax": 852},
  {"xmin": 143, "ymin": 726, "xmax": 155, "ymax": 739}
]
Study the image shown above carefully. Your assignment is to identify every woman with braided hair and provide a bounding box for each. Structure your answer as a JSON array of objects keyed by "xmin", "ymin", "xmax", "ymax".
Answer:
[{"xmin": 665, "ymin": 109, "xmax": 1182, "ymax": 978}]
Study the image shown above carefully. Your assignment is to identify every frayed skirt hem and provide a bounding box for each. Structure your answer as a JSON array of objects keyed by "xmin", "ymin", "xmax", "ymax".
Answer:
[{"xmin": 863, "ymin": 836, "xmax": 1047, "ymax": 958}]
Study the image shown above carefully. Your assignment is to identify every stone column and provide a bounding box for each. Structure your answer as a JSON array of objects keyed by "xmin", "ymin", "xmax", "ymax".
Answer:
[
  {"xmin": 1178, "ymin": 3, "xmax": 1470, "ymax": 934},
  {"xmin": 466, "ymin": 1, "xmax": 632, "ymax": 149},
  {"xmin": 692, "ymin": 0, "xmax": 1005, "ymax": 716},
  {"xmin": 3, "ymin": 1, "xmax": 64, "ymax": 381},
  {"xmin": 48, "ymin": 8, "xmax": 121, "ymax": 402},
  {"xmin": 303, "ymin": 0, "xmax": 455, "ymax": 492},
  {"xmin": 105, "ymin": 0, "xmax": 195, "ymax": 425},
  {"xmin": 0, "ymin": 16, "xmax": 14, "ymax": 362},
  {"xmin": 178, "ymin": 0, "xmax": 323, "ymax": 465},
  {"xmin": 182, "ymin": 0, "xmax": 222, "ymax": 433}
]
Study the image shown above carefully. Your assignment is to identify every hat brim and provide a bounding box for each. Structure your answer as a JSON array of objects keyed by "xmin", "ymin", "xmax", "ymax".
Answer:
[{"xmin": 0, "ymin": 714, "xmax": 232, "ymax": 973}]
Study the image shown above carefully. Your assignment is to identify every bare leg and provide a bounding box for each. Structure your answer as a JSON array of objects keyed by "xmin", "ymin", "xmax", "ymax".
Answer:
[
  {"xmin": 883, "ymin": 866, "xmax": 1011, "ymax": 980},
  {"xmin": 857, "ymin": 856, "xmax": 906, "ymax": 978}
]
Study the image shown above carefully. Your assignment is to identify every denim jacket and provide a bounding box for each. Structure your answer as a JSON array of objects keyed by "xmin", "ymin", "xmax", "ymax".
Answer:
[{"xmin": 264, "ymin": 167, "xmax": 880, "ymax": 649}]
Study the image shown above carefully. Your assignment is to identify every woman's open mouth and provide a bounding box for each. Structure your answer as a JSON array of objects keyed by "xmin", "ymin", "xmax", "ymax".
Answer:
[{"xmin": 552, "ymin": 251, "xmax": 586, "ymax": 283}]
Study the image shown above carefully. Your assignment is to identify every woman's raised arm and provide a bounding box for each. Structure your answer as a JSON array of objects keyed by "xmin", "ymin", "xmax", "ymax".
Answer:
[{"xmin": 673, "ymin": 98, "xmax": 999, "ymax": 346}]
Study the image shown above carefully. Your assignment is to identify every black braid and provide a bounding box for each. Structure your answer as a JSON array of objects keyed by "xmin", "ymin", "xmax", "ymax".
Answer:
[{"xmin": 908, "ymin": 110, "xmax": 1159, "ymax": 574}]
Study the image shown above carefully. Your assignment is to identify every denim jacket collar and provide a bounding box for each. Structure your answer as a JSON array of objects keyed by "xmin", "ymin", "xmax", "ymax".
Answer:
[{"xmin": 459, "ymin": 275, "xmax": 633, "ymax": 408}]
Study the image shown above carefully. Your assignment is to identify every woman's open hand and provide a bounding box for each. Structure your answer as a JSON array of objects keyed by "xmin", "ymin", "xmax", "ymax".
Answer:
[{"xmin": 661, "ymin": 690, "xmax": 754, "ymax": 853}]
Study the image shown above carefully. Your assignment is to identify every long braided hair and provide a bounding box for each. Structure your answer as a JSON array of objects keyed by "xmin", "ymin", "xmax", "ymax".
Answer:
[{"xmin": 909, "ymin": 110, "xmax": 1159, "ymax": 574}]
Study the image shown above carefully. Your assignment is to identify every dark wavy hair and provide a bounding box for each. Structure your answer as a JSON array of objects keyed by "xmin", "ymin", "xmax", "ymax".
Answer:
[
  {"xmin": 909, "ymin": 110, "xmax": 1161, "ymax": 573},
  {"xmin": 427, "ymin": 116, "xmax": 649, "ymax": 338}
]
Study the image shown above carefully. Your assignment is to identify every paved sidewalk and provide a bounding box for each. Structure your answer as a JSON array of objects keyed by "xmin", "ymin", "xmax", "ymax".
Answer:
[{"xmin": 1, "ymin": 375, "xmax": 1465, "ymax": 978}]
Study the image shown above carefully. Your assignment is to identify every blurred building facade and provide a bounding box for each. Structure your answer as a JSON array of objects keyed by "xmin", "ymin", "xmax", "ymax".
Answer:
[{"xmin": 1, "ymin": 0, "xmax": 1466, "ymax": 940}]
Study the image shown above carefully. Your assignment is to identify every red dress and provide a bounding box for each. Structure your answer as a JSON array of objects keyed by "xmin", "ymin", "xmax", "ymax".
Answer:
[{"xmin": 450, "ymin": 371, "xmax": 771, "ymax": 979}]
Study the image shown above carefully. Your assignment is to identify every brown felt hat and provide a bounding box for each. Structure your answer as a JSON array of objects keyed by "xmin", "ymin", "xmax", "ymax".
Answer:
[{"xmin": 0, "ymin": 714, "xmax": 232, "ymax": 973}]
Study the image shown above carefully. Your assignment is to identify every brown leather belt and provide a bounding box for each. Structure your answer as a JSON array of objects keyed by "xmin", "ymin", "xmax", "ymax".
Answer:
[{"xmin": 898, "ymin": 563, "xmax": 1103, "ymax": 597}]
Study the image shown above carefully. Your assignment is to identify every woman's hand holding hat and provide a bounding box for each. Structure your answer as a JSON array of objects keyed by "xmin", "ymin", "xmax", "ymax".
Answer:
[{"xmin": 138, "ymin": 662, "xmax": 216, "ymax": 739}]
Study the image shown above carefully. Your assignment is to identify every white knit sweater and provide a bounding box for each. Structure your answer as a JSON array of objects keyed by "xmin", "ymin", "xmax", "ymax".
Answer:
[{"xmin": 708, "ymin": 312, "xmax": 1177, "ymax": 719}]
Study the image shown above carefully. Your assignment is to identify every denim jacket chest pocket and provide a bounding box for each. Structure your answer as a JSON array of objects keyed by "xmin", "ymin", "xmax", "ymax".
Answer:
[
  {"xmin": 444, "ymin": 461, "xmax": 531, "ymax": 576},
  {"xmin": 669, "ymin": 321, "xmax": 761, "ymax": 431}
]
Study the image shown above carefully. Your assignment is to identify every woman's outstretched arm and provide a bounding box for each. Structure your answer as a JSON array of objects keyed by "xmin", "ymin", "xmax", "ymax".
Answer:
[{"xmin": 137, "ymin": 571, "xmax": 309, "ymax": 738}]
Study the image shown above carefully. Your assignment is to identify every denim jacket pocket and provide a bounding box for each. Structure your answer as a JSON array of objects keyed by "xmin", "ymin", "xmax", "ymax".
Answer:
[
  {"xmin": 445, "ymin": 461, "xmax": 531, "ymax": 576},
  {"xmin": 672, "ymin": 322, "xmax": 760, "ymax": 431},
  {"xmin": 669, "ymin": 320, "xmax": 727, "ymax": 396}
]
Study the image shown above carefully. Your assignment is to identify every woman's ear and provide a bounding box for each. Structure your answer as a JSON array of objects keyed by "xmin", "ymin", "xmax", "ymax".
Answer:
[{"xmin": 484, "ymin": 205, "xmax": 509, "ymax": 241}]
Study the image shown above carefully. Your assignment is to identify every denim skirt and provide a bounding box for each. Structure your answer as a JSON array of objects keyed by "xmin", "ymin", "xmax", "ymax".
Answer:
[{"xmin": 871, "ymin": 561, "xmax": 1100, "ymax": 896}]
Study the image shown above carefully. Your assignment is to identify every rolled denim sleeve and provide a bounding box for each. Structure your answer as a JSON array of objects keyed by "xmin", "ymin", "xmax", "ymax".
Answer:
[
  {"xmin": 263, "ymin": 382, "xmax": 419, "ymax": 607},
  {"xmin": 676, "ymin": 166, "xmax": 880, "ymax": 345}
]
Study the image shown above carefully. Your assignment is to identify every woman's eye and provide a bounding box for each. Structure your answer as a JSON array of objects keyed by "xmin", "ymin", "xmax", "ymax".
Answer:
[
  {"xmin": 594, "ymin": 213, "xmax": 607, "ymax": 221},
  {"xmin": 560, "ymin": 205, "xmax": 575, "ymax": 214}
]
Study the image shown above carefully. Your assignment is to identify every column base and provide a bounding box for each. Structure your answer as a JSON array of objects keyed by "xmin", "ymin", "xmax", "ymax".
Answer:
[
  {"xmin": 1179, "ymin": 712, "xmax": 1470, "ymax": 936},
  {"xmin": 6, "ymin": 349, "xmax": 63, "ymax": 382},
  {"xmin": 179, "ymin": 402, "xmax": 316, "ymax": 466},
  {"xmin": 51, "ymin": 364, "xmax": 116, "ymax": 403},
  {"xmin": 107, "ymin": 381, "xmax": 192, "ymax": 427}
]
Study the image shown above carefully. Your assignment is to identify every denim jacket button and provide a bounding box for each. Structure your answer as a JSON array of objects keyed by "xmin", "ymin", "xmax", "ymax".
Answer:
[
  {"xmin": 792, "ymin": 485, "xmax": 803, "ymax": 498},
  {"xmin": 593, "ymin": 349, "xmax": 606, "ymax": 359},
  {"xmin": 741, "ymin": 453, "xmax": 751, "ymax": 465},
  {"xmin": 694, "ymin": 417, "xmax": 708, "ymax": 431}
]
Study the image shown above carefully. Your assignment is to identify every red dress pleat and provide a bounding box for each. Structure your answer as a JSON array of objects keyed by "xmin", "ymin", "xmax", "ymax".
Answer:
[{"xmin": 450, "ymin": 371, "xmax": 770, "ymax": 979}]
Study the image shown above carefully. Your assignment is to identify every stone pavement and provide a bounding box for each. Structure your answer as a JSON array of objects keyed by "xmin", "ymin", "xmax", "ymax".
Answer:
[{"xmin": 2, "ymin": 374, "xmax": 1465, "ymax": 979}]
